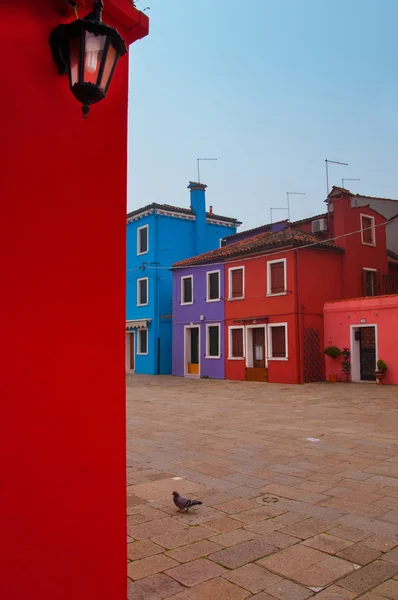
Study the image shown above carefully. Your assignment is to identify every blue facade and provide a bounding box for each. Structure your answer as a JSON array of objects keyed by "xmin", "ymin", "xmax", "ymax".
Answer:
[{"xmin": 126, "ymin": 183, "xmax": 240, "ymax": 375}]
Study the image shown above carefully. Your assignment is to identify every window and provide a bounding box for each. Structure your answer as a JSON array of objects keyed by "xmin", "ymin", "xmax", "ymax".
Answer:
[
  {"xmin": 137, "ymin": 225, "xmax": 148, "ymax": 255},
  {"xmin": 267, "ymin": 259, "xmax": 286, "ymax": 295},
  {"xmin": 229, "ymin": 327, "xmax": 244, "ymax": 359},
  {"xmin": 229, "ymin": 267, "xmax": 244, "ymax": 299},
  {"xmin": 137, "ymin": 329, "xmax": 148, "ymax": 355},
  {"xmin": 363, "ymin": 269, "xmax": 378, "ymax": 297},
  {"xmin": 361, "ymin": 215, "xmax": 375, "ymax": 246},
  {"xmin": 268, "ymin": 323, "xmax": 288, "ymax": 359},
  {"xmin": 206, "ymin": 324, "xmax": 220, "ymax": 358},
  {"xmin": 181, "ymin": 275, "xmax": 193, "ymax": 304},
  {"xmin": 137, "ymin": 277, "xmax": 148, "ymax": 306},
  {"xmin": 207, "ymin": 270, "xmax": 220, "ymax": 301}
]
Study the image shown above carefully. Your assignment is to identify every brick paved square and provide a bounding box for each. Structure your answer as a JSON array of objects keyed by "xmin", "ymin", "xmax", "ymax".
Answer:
[{"xmin": 126, "ymin": 375, "xmax": 398, "ymax": 598}]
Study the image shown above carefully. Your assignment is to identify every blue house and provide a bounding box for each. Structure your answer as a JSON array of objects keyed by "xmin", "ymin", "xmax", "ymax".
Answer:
[{"xmin": 125, "ymin": 182, "xmax": 241, "ymax": 375}]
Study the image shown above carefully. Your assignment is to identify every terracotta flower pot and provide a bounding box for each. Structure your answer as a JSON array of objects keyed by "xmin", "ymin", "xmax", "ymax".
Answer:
[
  {"xmin": 376, "ymin": 373, "xmax": 386, "ymax": 385},
  {"xmin": 328, "ymin": 374, "xmax": 337, "ymax": 383}
]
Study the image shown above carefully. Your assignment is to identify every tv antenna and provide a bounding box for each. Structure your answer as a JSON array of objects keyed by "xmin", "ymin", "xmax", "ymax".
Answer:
[
  {"xmin": 286, "ymin": 192, "xmax": 306, "ymax": 221},
  {"xmin": 325, "ymin": 159, "xmax": 348, "ymax": 195},
  {"xmin": 197, "ymin": 158, "xmax": 217, "ymax": 183}
]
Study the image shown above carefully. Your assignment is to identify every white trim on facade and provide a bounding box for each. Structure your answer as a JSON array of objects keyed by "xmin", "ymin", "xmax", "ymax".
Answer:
[
  {"xmin": 137, "ymin": 277, "xmax": 149, "ymax": 307},
  {"xmin": 181, "ymin": 274, "xmax": 194, "ymax": 305},
  {"xmin": 228, "ymin": 266, "xmax": 245, "ymax": 300},
  {"xmin": 184, "ymin": 325, "xmax": 201, "ymax": 377},
  {"xmin": 205, "ymin": 323, "xmax": 221, "ymax": 359},
  {"xmin": 137, "ymin": 224, "xmax": 149, "ymax": 255},
  {"xmin": 137, "ymin": 328, "xmax": 149, "ymax": 356},
  {"xmin": 350, "ymin": 323, "xmax": 378, "ymax": 383},
  {"xmin": 360, "ymin": 213, "xmax": 376, "ymax": 246},
  {"xmin": 228, "ymin": 325, "xmax": 245, "ymax": 360},
  {"xmin": 206, "ymin": 269, "xmax": 221, "ymax": 302},
  {"xmin": 245, "ymin": 324, "xmax": 267, "ymax": 368},
  {"xmin": 267, "ymin": 322, "xmax": 289, "ymax": 361},
  {"xmin": 266, "ymin": 258, "xmax": 287, "ymax": 297}
]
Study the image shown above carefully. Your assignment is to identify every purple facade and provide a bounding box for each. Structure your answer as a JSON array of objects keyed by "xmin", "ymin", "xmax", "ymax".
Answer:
[{"xmin": 172, "ymin": 265, "xmax": 225, "ymax": 379}]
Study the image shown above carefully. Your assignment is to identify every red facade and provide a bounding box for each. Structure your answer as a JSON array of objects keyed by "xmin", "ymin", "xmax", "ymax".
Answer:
[{"xmin": 1, "ymin": 2, "xmax": 148, "ymax": 599}]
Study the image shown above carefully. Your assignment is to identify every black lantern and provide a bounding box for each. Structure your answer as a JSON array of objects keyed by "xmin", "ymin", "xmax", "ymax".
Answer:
[{"xmin": 50, "ymin": 0, "xmax": 127, "ymax": 118}]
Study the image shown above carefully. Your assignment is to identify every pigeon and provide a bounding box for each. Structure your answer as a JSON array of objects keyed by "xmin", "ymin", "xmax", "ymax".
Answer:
[{"xmin": 172, "ymin": 491, "xmax": 202, "ymax": 511}]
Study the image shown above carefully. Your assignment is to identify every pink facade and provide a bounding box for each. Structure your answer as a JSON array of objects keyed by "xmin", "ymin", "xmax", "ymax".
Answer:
[{"xmin": 324, "ymin": 295, "xmax": 398, "ymax": 384}]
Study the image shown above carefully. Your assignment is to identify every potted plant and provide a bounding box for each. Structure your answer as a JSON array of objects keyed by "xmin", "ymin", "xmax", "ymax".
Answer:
[
  {"xmin": 324, "ymin": 346, "xmax": 341, "ymax": 382},
  {"xmin": 375, "ymin": 359, "xmax": 387, "ymax": 384},
  {"xmin": 324, "ymin": 346, "xmax": 341, "ymax": 359},
  {"xmin": 342, "ymin": 347, "xmax": 350, "ymax": 359},
  {"xmin": 341, "ymin": 359, "xmax": 350, "ymax": 375}
]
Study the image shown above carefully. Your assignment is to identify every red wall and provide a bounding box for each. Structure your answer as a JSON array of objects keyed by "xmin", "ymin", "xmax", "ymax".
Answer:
[
  {"xmin": 331, "ymin": 198, "xmax": 388, "ymax": 298},
  {"xmin": 0, "ymin": 2, "xmax": 148, "ymax": 599},
  {"xmin": 224, "ymin": 252, "xmax": 299, "ymax": 384}
]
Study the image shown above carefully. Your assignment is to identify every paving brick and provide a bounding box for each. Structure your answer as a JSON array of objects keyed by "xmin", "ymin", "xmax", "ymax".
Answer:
[
  {"xmin": 205, "ymin": 516, "xmax": 245, "ymax": 533},
  {"xmin": 338, "ymin": 560, "xmax": 398, "ymax": 594},
  {"xmin": 248, "ymin": 594, "xmax": 280, "ymax": 600},
  {"xmin": 257, "ymin": 530, "xmax": 299, "ymax": 549},
  {"xmin": 233, "ymin": 505, "xmax": 285, "ymax": 524},
  {"xmin": 151, "ymin": 526, "xmax": 214, "ymax": 549},
  {"xmin": 372, "ymin": 579, "xmax": 398, "ymax": 599},
  {"xmin": 260, "ymin": 483, "xmax": 329, "ymax": 504},
  {"xmin": 166, "ymin": 540, "xmax": 223, "ymax": 563},
  {"xmin": 363, "ymin": 535, "xmax": 398, "ymax": 552},
  {"xmin": 223, "ymin": 564, "xmax": 281, "ymax": 593},
  {"xmin": 329, "ymin": 525, "xmax": 370, "ymax": 542},
  {"xmin": 129, "ymin": 518, "xmax": 187, "ymax": 540},
  {"xmin": 264, "ymin": 578, "xmax": 313, "ymax": 600},
  {"xmin": 213, "ymin": 498, "xmax": 259, "ymax": 514},
  {"xmin": 208, "ymin": 537, "xmax": 277, "ymax": 569},
  {"xmin": 292, "ymin": 555, "xmax": 356, "ymax": 587},
  {"xmin": 245, "ymin": 519, "xmax": 284, "ymax": 535},
  {"xmin": 127, "ymin": 573, "xmax": 185, "ymax": 600},
  {"xmin": 309, "ymin": 585, "xmax": 356, "ymax": 599},
  {"xmin": 281, "ymin": 518, "xmax": 334, "ymax": 539},
  {"xmin": 303, "ymin": 533, "xmax": 353, "ymax": 554},
  {"xmin": 127, "ymin": 554, "xmax": 179, "ymax": 580},
  {"xmin": 337, "ymin": 543, "xmax": 382, "ymax": 565},
  {"xmin": 166, "ymin": 558, "xmax": 226, "ymax": 587},
  {"xmin": 166, "ymin": 576, "xmax": 250, "ymax": 599},
  {"xmin": 210, "ymin": 528, "xmax": 257, "ymax": 547},
  {"xmin": 258, "ymin": 545, "xmax": 325, "ymax": 578},
  {"xmin": 381, "ymin": 547, "xmax": 398, "ymax": 564},
  {"xmin": 127, "ymin": 539, "xmax": 164, "ymax": 561}
]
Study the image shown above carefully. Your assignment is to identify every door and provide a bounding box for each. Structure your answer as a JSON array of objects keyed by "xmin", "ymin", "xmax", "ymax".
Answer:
[
  {"xmin": 252, "ymin": 328, "xmax": 265, "ymax": 368},
  {"xmin": 186, "ymin": 327, "xmax": 200, "ymax": 375},
  {"xmin": 130, "ymin": 332, "xmax": 135, "ymax": 371},
  {"xmin": 360, "ymin": 327, "xmax": 376, "ymax": 381}
]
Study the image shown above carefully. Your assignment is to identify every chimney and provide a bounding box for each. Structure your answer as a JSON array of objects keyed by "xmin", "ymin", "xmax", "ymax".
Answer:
[
  {"xmin": 209, "ymin": 205, "xmax": 213, "ymax": 215},
  {"xmin": 188, "ymin": 181, "xmax": 207, "ymax": 254}
]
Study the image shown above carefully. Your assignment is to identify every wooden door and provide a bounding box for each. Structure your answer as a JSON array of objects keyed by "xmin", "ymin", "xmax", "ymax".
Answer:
[
  {"xmin": 130, "ymin": 332, "xmax": 135, "ymax": 371},
  {"xmin": 252, "ymin": 328, "xmax": 265, "ymax": 368},
  {"xmin": 360, "ymin": 327, "xmax": 376, "ymax": 381}
]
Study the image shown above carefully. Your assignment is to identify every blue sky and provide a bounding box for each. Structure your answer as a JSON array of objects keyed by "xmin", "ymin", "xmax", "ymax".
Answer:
[{"xmin": 128, "ymin": 0, "xmax": 398, "ymax": 230}]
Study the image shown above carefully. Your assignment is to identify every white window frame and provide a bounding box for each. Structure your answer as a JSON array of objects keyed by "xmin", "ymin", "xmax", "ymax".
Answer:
[
  {"xmin": 206, "ymin": 323, "xmax": 221, "ymax": 359},
  {"xmin": 228, "ymin": 266, "xmax": 245, "ymax": 300},
  {"xmin": 363, "ymin": 267, "xmax": 377, "ymax": 296},
  {"xmin": 206, "ymin": 269, "xmax": 221, "ymax": 302},
  {"xmin": 137, "ymin": 277, "xmax": 149, "ymax": 307},
  {"xmin": 181, "ymin": 275, "xmax": 194, "ymax": 305},
  {"xmin": 267, "ymin": 258, "xmax": 287, "ymax": 297},
  {"xmin": 360, "ymin": 214, "xmax": 376, "ymax": 247},
  {"xmin": 228, "ymin": 326, "xmax": 245, "ymax": 360},
  {"xmin": 137, "ymin": 328, "xmax": 148, "ymax": 355},
  {"xmin": 267, "ymin": 322, "xmax": 288, "ymax": 361},
  {"xmin": 137, "ymin": 224, "xmax": 149, "ymax": 255}
]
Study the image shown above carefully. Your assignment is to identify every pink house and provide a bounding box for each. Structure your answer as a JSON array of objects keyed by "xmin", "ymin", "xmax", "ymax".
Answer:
[{"xmin": 324, "ymin": 295, "xmax": 398, "ymax": 384}]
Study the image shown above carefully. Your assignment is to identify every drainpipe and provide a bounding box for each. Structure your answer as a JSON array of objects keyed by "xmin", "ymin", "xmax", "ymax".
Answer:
[
  {"xmin": 155, "ymin": 211, "xmax": 160, "ymax": 375},
  {"xmin": 294, "ymin": 250, "xmax": 303, "ymax": 384}
]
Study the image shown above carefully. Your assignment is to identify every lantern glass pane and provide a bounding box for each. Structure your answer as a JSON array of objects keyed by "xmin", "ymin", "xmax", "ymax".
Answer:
[
  {"xmin": 84, "ymin": 31, "xmax": 106, "ymax": 84},
  {"xmin": 100, "ymin": 44, "xmax": 118, "ymax": 92},
  {"xmin": 69, "ymin": 37, "xmax": 81, "ymax": 87}
]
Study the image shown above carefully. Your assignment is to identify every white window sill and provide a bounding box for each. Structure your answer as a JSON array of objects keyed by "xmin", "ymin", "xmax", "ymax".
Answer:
[
  {"xmin": 266, "ymin": 292, "xmax": 287, "ymax": 297},
  {"xmin": 268, "ymin": 357, "xmax": 288, "ymax": 361},
  {"xmin": 205, "ymin": 355, "xmax": 221, "ymax": 360},
  {"xmin": 228, "ymin": 296, "xmax": 244, "ymax": 301},
  {"xmin": 137, "ymin": 352, "xmax": 148, "ymax": 356},
  {"xmin": 228, "ymin": 356, "xmax": 245, "ymax": 360},
  {"xmin": 137, "ymin": 303, "xmax": 149, "ymax": 307},
  {"xmin": 206, "ymin": 298, "xmax": 221, "ymax": 303},
  {"xmin": 361, "ymin": 242, "xmax": 376, "ymax": 247},
  {"xmin": 181, "ymin": 301, "xmax": 194, "ymax": 306},
  {"xmin": 137, "ymin": 250, "xmax": 149, "ymax": 256}
]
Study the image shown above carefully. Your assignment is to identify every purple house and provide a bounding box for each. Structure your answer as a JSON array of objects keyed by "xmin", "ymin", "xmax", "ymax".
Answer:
[{"xmin": 172, "ymin": 263, "xmax": 225, "ymax": 379}]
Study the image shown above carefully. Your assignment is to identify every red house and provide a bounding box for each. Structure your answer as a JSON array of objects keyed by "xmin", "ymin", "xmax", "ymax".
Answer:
[{"xmin": 175, "ymin": 188, "xmax": 393, "ymax": 384}]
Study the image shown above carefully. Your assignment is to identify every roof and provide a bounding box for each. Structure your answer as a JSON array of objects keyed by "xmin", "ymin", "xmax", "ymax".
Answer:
[
  {"xmin": 388, "ymin": 249, "xmax": 398, "ymax": 260},
  {"xmin": 325, "ymin": 293, "xmax": 398, "ymax": 304},
  {"xmin": 389, "ymin": 257, "xmax": 398, "ymax": 266},
  {"xmin": 172, "ymin": 226, "xmax": 344, "ymax": 268},
  {"xmin": 328, "ymin": 186, "xmax": 398, "ymax": 204},
  {"xmin": 222, "ymin": 220, "xmax": 288, "ymax": 242},
  {"xmin": 126, "ymin": 202, "xmax": 241, "ymax": 224},
  {"xmin": 289, "ymin": 213, "xmax": 328, "ymax": 226}
]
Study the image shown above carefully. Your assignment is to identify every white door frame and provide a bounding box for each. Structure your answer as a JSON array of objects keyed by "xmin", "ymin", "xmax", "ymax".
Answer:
[
  {"xmin": 184, "ymin": 325, "xmax": 201, "ymax": 377},
  {"xmin": 125, "ymin": 331, "xmax": 135, "ymax": 372},
  {"xmin": 350, "ymin": 323, "xmax": 378, "ymax": 383},
  {"xmin": 245, "ymin": 324, "xmax": 267, "ymax": 368}
]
